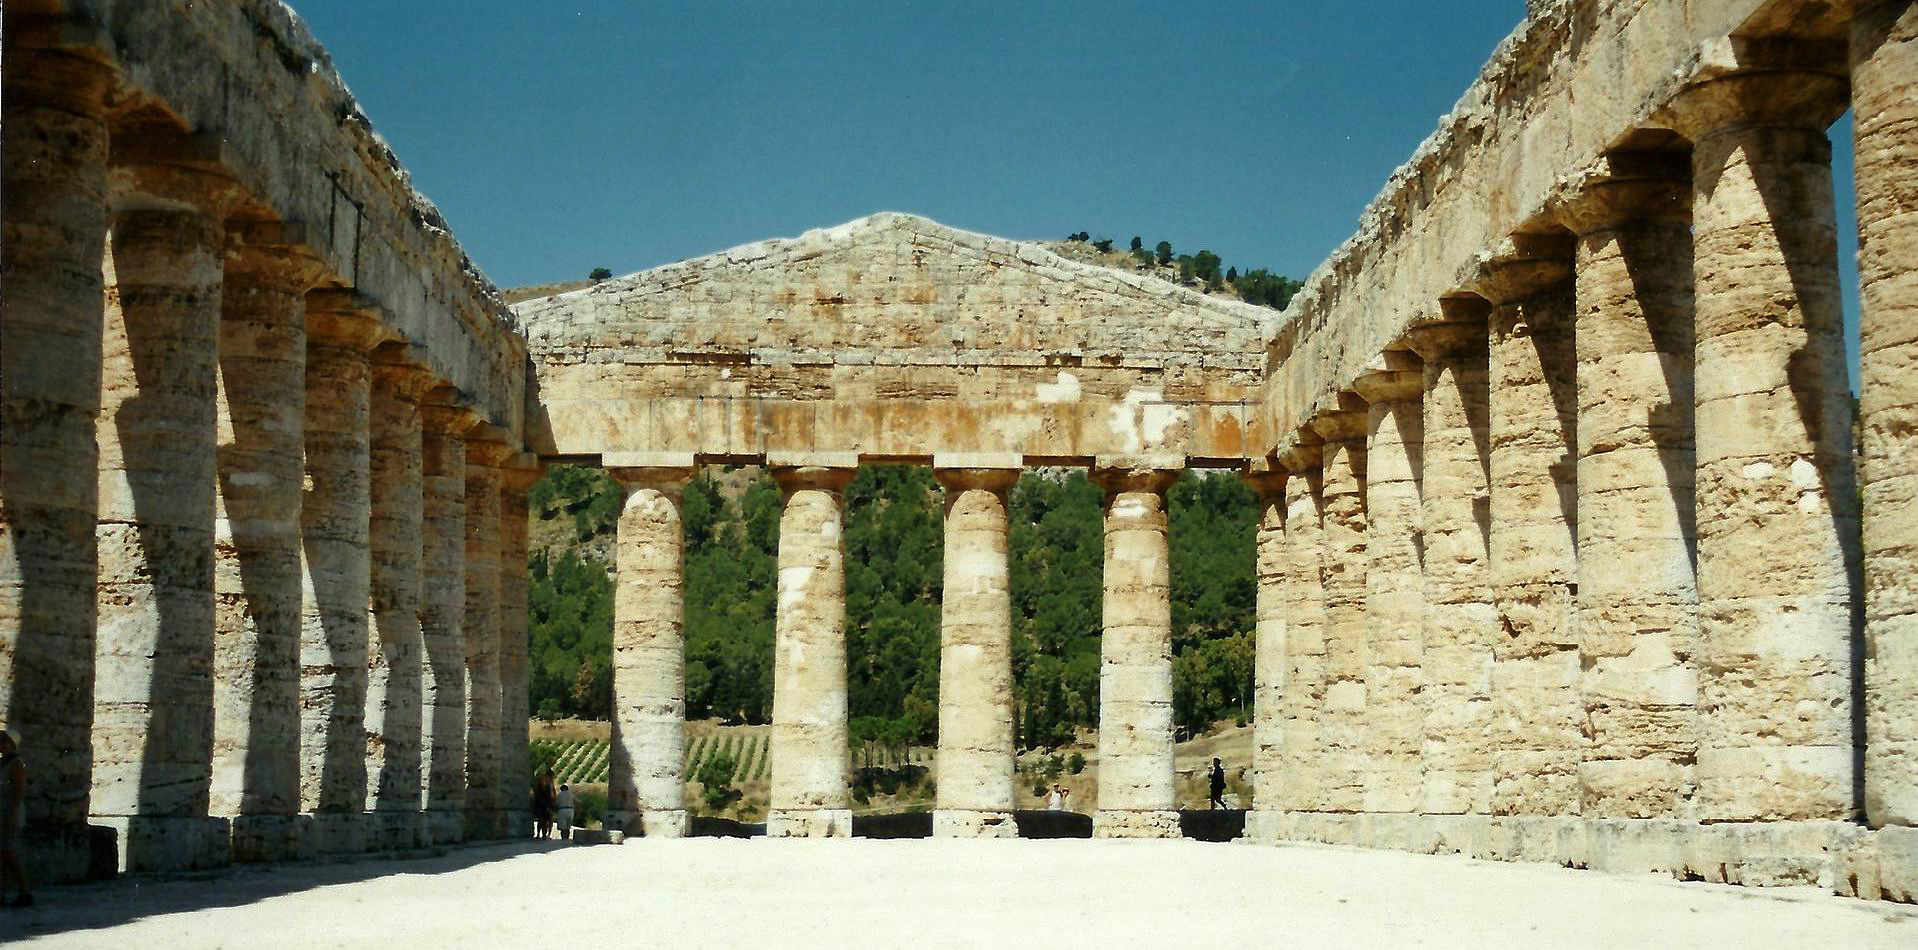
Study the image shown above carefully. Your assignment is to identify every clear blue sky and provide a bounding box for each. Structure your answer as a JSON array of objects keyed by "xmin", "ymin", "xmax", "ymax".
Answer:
[{"xmin": 296, "ymin": 0, "xmax": 1860, "ymax": 380}]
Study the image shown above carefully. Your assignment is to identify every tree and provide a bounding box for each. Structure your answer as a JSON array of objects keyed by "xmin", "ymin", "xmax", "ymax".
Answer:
[
  {"xmin": 1129, "ymin": 236, "xmax": 1144, "ymax": 252},
  {"xmin": 1092, "ymin": 237, "xmax": 1113, "ymax": 253},
  {"xmin": 1155, "ymin": 240, "xmax": 1174, "ymax": 266},
  {"xmin": 589, "ymin": 267, "xmax": 612, "ymax": 280},
  {"xmin": 1226, "ymin": 266, "xmax": 1238, "ymax": 282}
]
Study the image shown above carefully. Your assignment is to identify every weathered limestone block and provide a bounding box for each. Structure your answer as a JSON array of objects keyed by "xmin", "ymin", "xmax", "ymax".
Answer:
[
  {"xmin": 91, "ymin": 151, "xmax": 244, "ymax": 871},
  {"xmin": 0, "ymin": 29, "xmax": 116, "ymax": 875},
  {"xmin": 607, "ymin": 464, "xmax": 693, "ymax": 840},
  {"xmin": 498, "ymin": 462, "xmax": 538, "ymax": 839},
  {"xmin": 932, "ymin": 466, "xmax": 1020, "ymax": 838},
  {"xmin": 1854, "ymin": 0, "xmax": 1918, "ymax": 830},
  {"xmin": 1477, "ymin": 240, "xmax": 1584, "ymax": 817},
  {"xmin": 1311, "ymin": 406, "xmax": 1368, "ymax": 813},
  {"xmin": 768, "ymin": 465, "xmax": 856, "ymax": 838},
  {"xmin": 300, "ymin": 297, "xmax": 389, "ymax": 855},
  {"xmin": 1277, "ymin": 443, "xmax": 1328, "ymax": 814},
  {"xmin": 1663, "ymin": 62, "xmax": 1858, "ymax": 822},
  {"xmin": 1242, "ymin": 462, "xmax": 1286, "ymax": 832},
  {"xmin": 1091, "ymin": 462, "xmax": 1181, "ymax": 838},
  {"xmin": 462, "ymin": 439, "xmax": 512, "ymax": 841},
  {"xmin": 211, "ymin": 231, "xmax": 323, "ymax": 863},
  {"xmin": 1555, "ymin": 153, "xmax": 1699, "ymax": 819},
  {"xmin": 1406, "ymin": 316, "xmax": 1496, "ymax": 816},
  {"xmin": 364, "ymin": 355, "xmax": 436, "ymax": 849},
  {"xmin": 419, "ymin": 404, "xmax": 472, "ymax": 844},
  {"xmin": 1354, "ymin": 356, "xmax": 1426, "ymax": 814}
]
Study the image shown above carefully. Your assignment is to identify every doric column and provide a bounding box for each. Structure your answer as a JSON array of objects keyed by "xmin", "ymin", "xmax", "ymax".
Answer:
[
  {"xmin": 1091, "ymin": 459, "xmax": 1182, "ymax": 839},
  {"xmin": 461, "ymin": 437, "xmax": 513, "ymax": 841},
  {"xmin": 91, "ymin": 139, "xmax": 245, "ymax": 872},
  {"xmin": 606, "ymin": 462, "xmax": 694, "ymax": 840},
  {"xmin": 363, "ymin": 351, "xmax": 436, "ymax": 849},
  {"xmin": 299, "ymin": 292, "xmax": 389, "ymax": 855},
  {"xmin": 418, "ymin": 403, "xmax": 473, "ymax": 844},
  {"xmin": 1664, "ymin": 57, "xmax": 1857, "ymax": 822},
  {"xmin": 1474, "ymin": 240, "xmax": 1584, "ymax": 817},
  {"xmin": 1854, "ymin": 0, "xmax": 1918, "ymax": 830},
  {"xmin": 211, "ymin": 224, "xmax": 324, "ymax": 863},
  {"xmin": 1555, "ymin": 153, "xmax": 1699, "ymax": 818},
  {"xmin": 0, "ymin": 24, "xmax": 117, "ymax": 877},
  {"xmin": 1276, "ymin": 441, "xmax": 1327, "ymax": 813},
  {"xmin": 1310, "ymin": 403, "xmax": 1368, "ymax": 814},
  {"xmin": 931, "ymin": 464, "xmax": 1021, "ymax": 839},
  {"xmin": 1353, "ymin": 354, "xmax": 1426, "ymax": 814},
  {"xmin": 1241, "ymin": 460, "xmax": 1287, "ymax": 837},
  {"xmin": 768, "ymin": 464, "xmax": 857, "ymax": 838},
  {"xmin": 498, "ymin": 459, "xmax": 538, "ymax": 839},
  {"xmin": 1406, "ymin": 313, "xmax": 1496, "ymax": 816}
]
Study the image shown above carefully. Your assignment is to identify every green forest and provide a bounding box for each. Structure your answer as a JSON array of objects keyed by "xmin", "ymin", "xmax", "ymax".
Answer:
[{"xmin": 526, "ymin": 464, "xmax": 1258, "ymax": 750}]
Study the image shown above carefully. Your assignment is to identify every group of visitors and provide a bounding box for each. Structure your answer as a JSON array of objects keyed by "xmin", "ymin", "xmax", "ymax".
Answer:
[
  {"xmin": 531, "ymin": 772, "xmax": 575, "ymax": 841},
  {"xmin": 1038, "ymin": 757, "xmax": 1234, "ymax": 812}
]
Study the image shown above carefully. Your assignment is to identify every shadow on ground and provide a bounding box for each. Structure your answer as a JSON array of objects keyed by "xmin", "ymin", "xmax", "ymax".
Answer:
[
  {"xmin": 682, "ymin": 809, "xmax": 1244, "ymax": 840},
  {"xmin": 2, "ymin": 840, "xmax": 565, "ymax": 940}
]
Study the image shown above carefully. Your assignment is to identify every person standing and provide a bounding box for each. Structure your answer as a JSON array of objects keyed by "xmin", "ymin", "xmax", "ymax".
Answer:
[
  {"xmin": 554, "ymin": 783, "xmax": 576, "ymax": 842},
  {"xmin": 1046, "ymin": 783, "xmax": 1070, "ymax": 812},
  {"xmin": 1208, "ymin": 758, "xmax": 1228, "ymax": 810},
  {"xmin": 1, "ymin": 728, "xmax": 32, "ymax": 908}
]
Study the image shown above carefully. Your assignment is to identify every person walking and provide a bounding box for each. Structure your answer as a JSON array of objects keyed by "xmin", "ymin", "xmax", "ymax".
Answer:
[
  {"xmin": 1, "ymin": 728, "xmax": 32, "ymax": 908},
  {"xmin": 554, "ymin": 783, "xmax": 576, "ymax": 842},
  {"xmin": 1208, "ymin": 757, "xmax": 1228, "ymax": 810},
  {"xmin": 532, "ymin": 771, "xmax": 556, "ymax": 840}
]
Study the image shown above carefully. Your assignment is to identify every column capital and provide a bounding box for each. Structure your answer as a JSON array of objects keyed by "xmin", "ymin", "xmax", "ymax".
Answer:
[
  {"xmin": 420, "ymin": 400, "xmax": 479, "ymax": 437},
  {"xmin": 1306, "ymin": 394, "xmax": 1368, "ymax": 444},
  {"xmin": 1466, "ymin": 233, "xmax": 1575, "ymax": 306},
  {"xmin": 1351, "ymin": 350, "xmax": 1423, "ymax": 405},
  {"xmin": 1241, "ymin": 458, "xmax": 1287, "ymax": 501},
  {"xmin": 1657, "ymin": 40, "xmax": 1847, "ymax": 138},
  {"xmin": 499, "ymin": 455, "xmax": 545, "ymax": 494},
  {"xmin": 107, "ymin": 128, "xmax": 249, "ymax": 217},
  {"xmin": 225, "ymin": 220, "xmax": 330, "ymax": 290},
  {"xmin": 1277, "ymin": 433, "xmax": 1323, "ymax": 475},
  {"xmin": 306, "ymin": 290, "xmax": 396, "ymax": 351},
  {"xmin": 771, "ymin": 465, "xmax": 857, "ymax": 495},
  {"xmin": 370, "ymin": 345, "xmax": 441, "ymax": 402},
  {"xmin": 608, "ymin": 465, "xmax": 696, "ymax": 494},
  {"xmin": 6, "ymin": 16, "xmax": 118, "ymax": 114},
  {"xmin": 932, "ymin": 467, "xmax": 1021, "ymax": 494},
  {"xmin": 1550, "ymin": 150, "xmax": 1691, "ymax": 236},
  {"xmin": 464, "ymin": 438, "xmax": 519, "ymax": 470},
  {"xmin": 1402, "ymin": 314, "xmax": 1487, "ymax": 363}
]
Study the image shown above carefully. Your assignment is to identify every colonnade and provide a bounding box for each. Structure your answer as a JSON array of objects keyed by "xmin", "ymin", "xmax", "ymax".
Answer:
[
  {"xmin": 604, "ymin": 457, "xmax": 1192, "ymax": 839},
  {"xmin": 0, "ymin": 28, "xmax": 532, "ymax": 877},
  {"xmin": 1242, "ymin": 31, "xmax": 1918, "ymax": 878}
]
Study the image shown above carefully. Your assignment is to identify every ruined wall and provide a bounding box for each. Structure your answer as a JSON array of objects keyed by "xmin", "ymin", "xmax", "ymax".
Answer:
[{"xmin": 518, "ymin": 214, "xmax": 1263, "ymax": 466}]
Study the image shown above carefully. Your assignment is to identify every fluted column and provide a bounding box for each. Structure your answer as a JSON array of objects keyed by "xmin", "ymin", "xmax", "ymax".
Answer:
[
  {"xmin": 1277, "ymin": 443, "xmax": 1327, "ymax": 813},
  {"xmin": 0, "ymin": 26, "xmax": 116, "ymax": 878},
  {"xmin": 1555, "ymin": 154, "xmax": 1699, "ymax": 818},
  {"xmin": 1406, "ymin": 314, "xmax": 1496, "ymax": 817},
  {"xmin": 931, "ymin": 466, "xmax": 1020, "ymax": 839},
  {"xmin": 461, "ymin": 439, "xmax": 512, "ymax": 841},
  {"xmin": 498, "ymin": 461, "xmax": 537, "ymax": 839},
  {"xmin": 91, "ymin": 144, "xmax": 245, "ymax": 872},
  {"xmin": 364, "ymin": 353, "xmax": 435, "ymax": 849},
  {"xmin": 1311, "ymin": 404, "xmax": 1368, "ymax": 814},
  {"xmin": 1476, "ymin": 242, "xmax": 1584, "ymax": 817},
  {"xmin": 419, "ymin": 403, "xmax": 472, "ymax": 844},
  {"xmin": 1665, "ymin": 60, "xmax": 1857, "ymax": 822},
  {"xmin": 606, "ymin": 463, "xmax": 693, "ymax": 839},
  {"xmin": 1854, "ymin": 0, "xmax": 1918, "ymax": 830},
  {"xmin": 211, "ymin": 226, "xmax": 323, "ymax": 863},
  {"xmin": 299, "ymin": 294, "xmax": 389, "ymax": 855},
  {"xmin": 1091, "ymin": 461, "xmax": 1181, "ymax": 839},
  {"xmin": 768, "ymin": 465, "xmax": 856, "ymax": 838},
  {"xmin": 1241, "ymin": 461, "xmax": 1287, "ymax": 838},
  {"xmin": 1354, "ymin": 355, "xmax": 1426, "ymax": 814}
]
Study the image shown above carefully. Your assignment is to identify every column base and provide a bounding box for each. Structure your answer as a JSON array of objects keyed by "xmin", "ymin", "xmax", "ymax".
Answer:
[
  {"xmin": 462, "ymin": 808, "xmax": 506, "ymax": 841},
  {"xmin": 767, "ymin": 808, "xmax": 853, "ymax": 838},
  {"xmin": 18, "ymin": 821, "xmax": 118, "ymax": 884},
  {"xmin": 92, "ymin": 815, "xmax": 232, "ymax": 873},
  {"xmin": 229, "ymin": 814, "xmax": 311, "ymax": 863},
  {"xmin": 305, "ymin": 812, "xmax": 366, "ymax": 855},
  {"xmin": 1093, "ymin": 809, "xmax": 1183, "ymax": 839},
  {"xmin": 367, "ymin": 810, "xmax": 426, "ymax": 851},
  {"xmin": 505, "ymin": 809, "xmax": 532, "ymax": 840},
  {"xmin": 421, "ymin": 809, "xmax": 465, "ymax": 846},
  {"xmin": 1240, "ymin": 809, "xmax": 1285, "ymax": 845},
  {"xmin": 933, "ymin": 809, "xmax": 1017, "ymax": 838},
  {"xmin": 636, "ymin": 809, "xmax": 689, "ymax": 839}
]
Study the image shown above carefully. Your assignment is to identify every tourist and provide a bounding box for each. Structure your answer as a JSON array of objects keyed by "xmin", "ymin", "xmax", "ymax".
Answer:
[
  {"xmin": 1208, "ymin": 758, "xmax": 1227, "ymax": 810},
  {"xmin": 555, "ymin": 783, "xmax": 575, "ymax": 841},
  {"xmin": 1046, "ymin": 783, "xmax": 1069, "ymax": 812},
  {"xmin": 1, "ymin": 727, "xmax": 31, "ymax": 908},
  {"xmin": 532, "ymin": 771, "xmax": 556, "ymax": 840}
]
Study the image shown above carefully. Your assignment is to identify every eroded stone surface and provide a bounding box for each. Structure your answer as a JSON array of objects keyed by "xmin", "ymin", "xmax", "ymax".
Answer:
[
  {"xmin": 606, "ymin": 467, "xmax": 692, "ymax": 838},
  {"xmin": 1092, "ymin": 466, "xmax": 1180, "ymax": 827},
  {"xmin": 933, "ymin": 467, "xmax": 1019, "ymax": 836},
  {"xmin": 768, "ymin": 467, "xmax": 855, "ymax": 835}
]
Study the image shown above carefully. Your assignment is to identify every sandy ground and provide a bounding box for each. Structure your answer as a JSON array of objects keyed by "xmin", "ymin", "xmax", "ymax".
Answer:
[{"xmin": 6, "ymin": 836, "xmax": 1914, "ymax": 949}]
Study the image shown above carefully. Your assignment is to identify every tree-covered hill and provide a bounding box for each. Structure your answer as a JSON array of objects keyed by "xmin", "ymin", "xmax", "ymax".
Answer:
[{"xmin": 525, "ymin": 464, "xmax": 1258, "ymax": 749}]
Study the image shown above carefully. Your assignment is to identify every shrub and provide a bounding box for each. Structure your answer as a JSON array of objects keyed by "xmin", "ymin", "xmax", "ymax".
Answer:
[
  {"xmin": 1031, "ymin": 779, "xmax": 1048, "ymax": 797},
  {"xmin": 589, "ymin": 267, "xmax": 612, "ymax": 280},
  {"xmin": 572, "ymin": 787, "xmax": 607, "ymax": 828},
  {"xmin": 1092, "ymin": 237, "xmax": 1113, "ymax": 253},
  {"xmin": 696, "ymin": 750, "xmax": 738, "ymax": 811},
  {"xmin": 1067, "ymin": 751, "xmax": 1085, "ymax": 775},
  {"xmin": 1044, "ymin": 755, "xmax": 1063, "ymax": 780}
]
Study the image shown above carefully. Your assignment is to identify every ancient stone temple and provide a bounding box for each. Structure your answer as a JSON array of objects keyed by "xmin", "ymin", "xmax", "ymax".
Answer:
[{"xmin": 2, "ymin": 0, "xmax": 1914, "ymax": 906}]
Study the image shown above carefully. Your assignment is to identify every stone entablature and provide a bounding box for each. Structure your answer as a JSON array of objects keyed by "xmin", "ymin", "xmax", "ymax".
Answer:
[{"xmin": 517, "ymin": 213, "xmax": 1264, "ymax": 465}]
